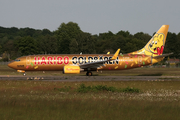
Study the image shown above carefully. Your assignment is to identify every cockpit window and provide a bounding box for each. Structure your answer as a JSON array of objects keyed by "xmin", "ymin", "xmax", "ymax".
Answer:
[{"xmin": 14, "ymin": 59, "xmax": 21, "ymax": 61}]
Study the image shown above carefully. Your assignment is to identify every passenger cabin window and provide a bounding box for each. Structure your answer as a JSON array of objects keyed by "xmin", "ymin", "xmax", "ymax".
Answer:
[{"xmin": 14, "ymin": 59, "xmax": 21, "ymax": 62}]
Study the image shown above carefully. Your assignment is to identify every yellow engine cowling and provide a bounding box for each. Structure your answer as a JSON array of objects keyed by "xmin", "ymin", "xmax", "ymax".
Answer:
[
  {"xmin": 17, "ymin": 70, "xmax": 25, "ymax": 73},
  {"xmin": 63, "ymin": 65, "xmax": 80, "ymax": 74}
]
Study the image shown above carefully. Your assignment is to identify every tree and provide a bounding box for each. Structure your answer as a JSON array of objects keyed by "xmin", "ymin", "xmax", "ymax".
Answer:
[
  {"xmin": 110, "ymin": 35, "xmax": 126, "ymax": 53},
  {"xmin": 0, "ymin": 24, "xmax": 179, "ymax": 59},
  {"xmin": 55, "ymin": 22, "xmax": 82, "ymax": 54},
  {"xmin": 37, "ymin": 35, "xmax": 58, "ymax": 54},
  {"xmin": 116, "ymin": 30, "xmax": 130, "ymax": 38},
  {"xmin": 69, "ymin": 38, "xmax": 79, "ymax": 54},
  {"xmin": 96, "ymin": 31, "xmax": 115, "ymax": 54},
  {"xmin": 130, "ymin": 38, "xmax": 145, "ymax": 50},
  {"xmin": 177, "ymin": 33, "xmax": 180, "ymax": 59},
  {"xmin": 0, "ymin": 45, "xmax": 2, "ymax": 54},
  {"xmin": 15, "ymin": 36, "xmax": 37, "ymax": 55},
  {"xmin": 124, "ymin": 42, "xmax": 137, "ymax": 53},
  {"xmin": 3, "ymin": 40, "xmax": 15, "ymax": 60},
  {"xmin": 133, "ymin": 32, "xmax": 151, "ymax": 43},
  {"xmin": 69, "ymin": 32, "xmax": 96, "ymax": 54},
  {"xmin": 42, "ymin": 29, "xmax": 52, "ymax": 36},
  {"xmin": 99, "ymin": 31, "xmax": 114, "ymax": 40},
  {"xmin": 78, "ymin": 32, "xmax": 96, "ymax": 54},
  {"xmin": 164, "ymin": 32, "xmax": 178, "ymax": 58}
]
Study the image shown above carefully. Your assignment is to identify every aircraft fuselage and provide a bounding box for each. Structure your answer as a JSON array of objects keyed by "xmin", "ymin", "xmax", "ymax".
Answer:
[{"xmin": 8, "ymin": 54, "xmax": 152, "ymax": 71}]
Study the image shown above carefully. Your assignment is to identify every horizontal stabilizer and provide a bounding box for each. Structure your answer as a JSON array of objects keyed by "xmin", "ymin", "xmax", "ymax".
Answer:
[{"xmin": 152, "ymin": 53, "xmax": 173, "ymax": 58}]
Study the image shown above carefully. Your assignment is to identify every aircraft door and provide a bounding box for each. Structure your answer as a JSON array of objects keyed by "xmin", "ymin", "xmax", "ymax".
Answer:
[
  {"xmin": 138, "ymin": 56, "xmax": 142, "ymax": 65},
  {"xmin": 26, "ymin": 56, "xmax": 31, "ymax": 65}
]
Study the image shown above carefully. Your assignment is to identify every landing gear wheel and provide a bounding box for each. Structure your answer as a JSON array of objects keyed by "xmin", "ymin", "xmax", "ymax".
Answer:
[
  {"xmin": 23, "ymin": 73, "xmax": 26, "ymax": 76},
  {"xmin": 86, "ymin": 71, "xmax": 92, "ymax": 76}
]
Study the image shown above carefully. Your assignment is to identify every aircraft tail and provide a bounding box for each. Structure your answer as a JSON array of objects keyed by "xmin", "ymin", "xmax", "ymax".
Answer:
[{"xmin": 130, "ymin": 25, "xmax": 169, "ymax": 57}]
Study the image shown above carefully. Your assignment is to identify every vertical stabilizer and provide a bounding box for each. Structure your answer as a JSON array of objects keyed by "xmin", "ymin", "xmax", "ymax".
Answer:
[{"xmin": 130, "ymin": 25, "xmax": 169, "ymax": 57}]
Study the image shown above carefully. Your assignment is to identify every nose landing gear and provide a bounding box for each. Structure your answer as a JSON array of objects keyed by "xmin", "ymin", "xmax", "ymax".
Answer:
[{"xmin": 23, "ymin": 72, "xmax": 26, "ymax": 76}]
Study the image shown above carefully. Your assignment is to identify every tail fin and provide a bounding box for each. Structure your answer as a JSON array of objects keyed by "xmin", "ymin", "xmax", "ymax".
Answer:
[{"xmin": 130, "ymin": 25, "xmax": 169, "ymax": 57}]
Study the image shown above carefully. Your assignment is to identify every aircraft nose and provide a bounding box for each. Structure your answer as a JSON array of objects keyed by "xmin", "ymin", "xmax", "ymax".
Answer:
[{"xmin": 8, "ymin": 61, "xmax": 16, "ymax": 69}]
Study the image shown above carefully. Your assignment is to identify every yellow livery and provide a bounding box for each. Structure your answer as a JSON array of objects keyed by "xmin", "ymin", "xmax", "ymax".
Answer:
[{"xmin": 8, "ymin": 25, "xmax": 172, "ymax": 76}]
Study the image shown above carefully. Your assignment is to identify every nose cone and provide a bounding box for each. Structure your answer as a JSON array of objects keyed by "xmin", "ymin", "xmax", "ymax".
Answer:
[{"xmin": 8, "ymin": 61, "xmax": 17, "ymax": 70}]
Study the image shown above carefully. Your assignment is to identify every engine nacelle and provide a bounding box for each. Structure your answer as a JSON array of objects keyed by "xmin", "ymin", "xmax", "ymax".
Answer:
[
  {"xmin": 17, "ymin": 70, "xmax": 25, "ymax": 73},
  {"xmin": 63, "ymin": 65, "xmax": 80, "ymax": 74}
]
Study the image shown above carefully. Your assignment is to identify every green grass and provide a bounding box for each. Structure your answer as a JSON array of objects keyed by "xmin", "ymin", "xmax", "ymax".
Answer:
[
  {"xmin": 1, "ymin": 64, "xmax": 180, "ymax": 119},
  {"xmin": 54, "ymin": 84, "xmax": 140, "ymax": 93},
  {"xmin": 0, "ymin": 80, "xmax": 180, "ymax": 120},
  {"xmin": 1, "ymin": 99, "xmax": 179, "ymax": 120}
]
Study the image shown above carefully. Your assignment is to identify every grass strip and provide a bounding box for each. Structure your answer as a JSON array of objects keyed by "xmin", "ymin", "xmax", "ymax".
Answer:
[{"xmin": 54, "ymin": 84, "xmax": 140, "ymax": 93}]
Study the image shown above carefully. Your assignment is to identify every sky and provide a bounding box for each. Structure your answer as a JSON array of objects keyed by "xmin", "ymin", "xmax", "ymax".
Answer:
[{"xmin": 0, "ymin": 0, "xmax": 180, "ymax": 35}]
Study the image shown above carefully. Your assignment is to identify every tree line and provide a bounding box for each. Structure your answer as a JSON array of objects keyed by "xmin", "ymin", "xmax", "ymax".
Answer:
[{"xmin": 0, "ymin": 22, "xmax": 180, "ymax": 61}]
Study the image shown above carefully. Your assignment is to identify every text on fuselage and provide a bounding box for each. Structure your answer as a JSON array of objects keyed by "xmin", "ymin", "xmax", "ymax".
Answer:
[{"xmin": 34, "ymin": 56, "xmax": 120, "ymax": 65}]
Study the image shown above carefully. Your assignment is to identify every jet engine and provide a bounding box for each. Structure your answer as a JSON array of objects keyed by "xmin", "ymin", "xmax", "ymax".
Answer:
[{"xmin": 63, "ymin": 65, "xmax": 80, "ymax": 74}]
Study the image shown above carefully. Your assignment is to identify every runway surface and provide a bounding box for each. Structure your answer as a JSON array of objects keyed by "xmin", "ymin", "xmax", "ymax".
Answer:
[{"xmin": 0, "ymin": 75, "xmax": 180, "ymax": 81}]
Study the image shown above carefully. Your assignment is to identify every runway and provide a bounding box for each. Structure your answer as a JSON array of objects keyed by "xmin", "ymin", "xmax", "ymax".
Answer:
[{"xmin": 0, "ymin": 75, "xmax": 180, "ymax": 81}]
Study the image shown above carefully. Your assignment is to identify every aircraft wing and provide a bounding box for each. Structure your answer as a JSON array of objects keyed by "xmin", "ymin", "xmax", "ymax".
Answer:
[
  {"xmin": 79, "ymin": 60, "xmax": 108, "ymax": 69},
  {"xmin": 79, "ymin": 49, "xmax": 120, "ymax": 69}
]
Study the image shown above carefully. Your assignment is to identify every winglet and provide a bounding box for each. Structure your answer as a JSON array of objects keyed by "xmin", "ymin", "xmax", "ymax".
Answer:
[{"xmin": 111, "ymin": 49, "xmax": 120, "ymax": 60}]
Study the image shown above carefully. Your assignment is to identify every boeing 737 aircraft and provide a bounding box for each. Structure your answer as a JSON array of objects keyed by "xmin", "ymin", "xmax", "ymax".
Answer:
[{"xmin": 8, "ymin": 25, "xmax": 172, "ymax": 76}]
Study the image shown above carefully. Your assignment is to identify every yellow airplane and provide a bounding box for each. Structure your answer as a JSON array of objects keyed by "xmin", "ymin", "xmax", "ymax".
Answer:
[{"xmin": 8, "ymin": 25, "xmax": 172, "ymax": 76}]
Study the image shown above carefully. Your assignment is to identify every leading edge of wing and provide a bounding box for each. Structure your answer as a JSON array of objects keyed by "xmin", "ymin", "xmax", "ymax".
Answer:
[{"xmin": 79, "ymin": 49, "xmax": 120, "ymax": 69}]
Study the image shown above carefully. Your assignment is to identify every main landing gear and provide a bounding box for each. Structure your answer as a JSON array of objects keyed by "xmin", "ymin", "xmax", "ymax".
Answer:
[{"xmin": 86, "ymin": 71, "xmax": 92, "ymax": 76}]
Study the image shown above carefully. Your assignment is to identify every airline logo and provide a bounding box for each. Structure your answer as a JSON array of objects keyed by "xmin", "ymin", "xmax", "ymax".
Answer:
[
  {"xmin": 34, "ymin": 56, "xmax": 69, "ymax": 65},
  {"xmin": 66, "ymin": 68, "xmax": 79, "ymax": 71},
  {"xmin": 34, "ymin": 56, "xmax": 119, "ymax": 65},
  {"xmin": 72, "ymin": 56, "xmax": 119, "ymax": 64}
]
